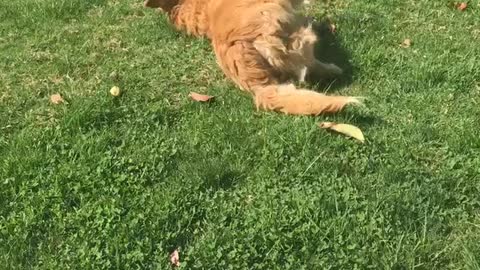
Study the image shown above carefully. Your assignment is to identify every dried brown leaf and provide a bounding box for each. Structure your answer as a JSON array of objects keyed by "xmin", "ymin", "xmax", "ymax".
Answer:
[
  {"xmin": 401, "ymin": 38, "xmax": 412, "ymax": 48},
  {"xmin": 170, "ymin": 249, "xmax": 180, "ymax": 267},
  {"xmin": 457, "ymin": 2, "xmax": 468, "ymax": 11},
  {"xmin": 50, "ymin": 93, "xmax": 65, "ymax": 105},
  {"xmin": 189, "ymin": 92, "xmax": 214, "ymax": 102}
]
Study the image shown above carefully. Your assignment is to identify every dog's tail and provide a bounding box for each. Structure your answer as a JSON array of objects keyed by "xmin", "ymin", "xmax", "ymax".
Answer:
[{"xmin": 254, "ymin": 84, "xmax": 362, "ymax": 116}]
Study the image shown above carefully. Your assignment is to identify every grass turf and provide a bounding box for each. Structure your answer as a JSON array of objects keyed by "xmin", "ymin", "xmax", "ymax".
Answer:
[{"xmin": 1, "ymin": 0, "xmax": 480, "ymax": 269}]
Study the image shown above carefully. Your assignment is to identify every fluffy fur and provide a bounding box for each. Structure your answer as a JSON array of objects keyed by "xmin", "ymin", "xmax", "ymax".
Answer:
[{"xmin": 144, "ymin": 0, "xmax": 361, "ymax": 115}]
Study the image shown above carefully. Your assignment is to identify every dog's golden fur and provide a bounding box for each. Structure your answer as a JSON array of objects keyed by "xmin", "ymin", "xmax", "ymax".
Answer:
[{"xmin": 145, "ymin": 0, "xmax": 361, "ymax": 115}]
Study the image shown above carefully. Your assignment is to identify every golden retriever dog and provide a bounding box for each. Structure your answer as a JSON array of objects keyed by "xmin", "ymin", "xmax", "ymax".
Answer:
[{"xmin": 144, "ymin": 0, "xmax": 361, "ymax": 115}]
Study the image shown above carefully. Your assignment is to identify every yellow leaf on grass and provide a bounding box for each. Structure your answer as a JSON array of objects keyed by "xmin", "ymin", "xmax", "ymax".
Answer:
[
  {"xmin": 318, "ymin": 122, "xmax": 365, "ymax": 143},
  {"xmin": 110, "ymin": 86, "xmax": 121, "ymax": 97}
]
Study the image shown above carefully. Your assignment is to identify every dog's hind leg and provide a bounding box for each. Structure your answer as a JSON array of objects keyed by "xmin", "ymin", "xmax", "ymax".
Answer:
[
  {"xmin": 213, "ymin": 40, "xmax": 360, "ymax": 116},
  {"xmin": 254, "ymin": 84, "xmax": 361, "ymax": 116}
]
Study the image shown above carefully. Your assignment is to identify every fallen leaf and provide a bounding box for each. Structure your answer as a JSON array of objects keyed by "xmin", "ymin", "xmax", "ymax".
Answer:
[
  {"xmin": 189, "ymin": 92, "xmax": 214, "ymax": 102},
  {"xmin": 50, "ymin": 94, "xmax": 65, "ymax": 105},
  {"xmin": 170, "ymin": 249, "xmax": 180, "ymax": 267},
  {"xmin": 110, "ymin": 86, "xmax": 121, "ymax": 97},
  {"xmin": 457, "ymin": 2, "xmax": 467, "ymax": 11},
  {"xmin": 318, "ymin": 122, "xmax": 365, "ymax": 143},
  {"xmin": 400, "ymin": 38, "xmax": 412, "ymax": 48}
]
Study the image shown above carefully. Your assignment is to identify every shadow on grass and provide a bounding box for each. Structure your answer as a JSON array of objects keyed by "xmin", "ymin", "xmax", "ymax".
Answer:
[
  {"xmin": 164, "ymin": 162, "xmax": 245, "ymax": 253},
  {"xmin": 349, "ymin": 114, "xmax": 385, "ymax": 128},
  {"xmin": 201, "ymin": 169, "xmax": 243, "ymax": 192},
  {"xmin": 307, "ymin": 19, "xmax": 354, "ymax": 91}
]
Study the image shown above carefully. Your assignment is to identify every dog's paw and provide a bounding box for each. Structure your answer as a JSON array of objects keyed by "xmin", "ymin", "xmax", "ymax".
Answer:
[
  {"xmin": 326, "ymin": 63, "xmax": 343, "ymax": 76},
  {"xmin": 298, "ymin": 66, "xmax": 308, "ymax": 82}
]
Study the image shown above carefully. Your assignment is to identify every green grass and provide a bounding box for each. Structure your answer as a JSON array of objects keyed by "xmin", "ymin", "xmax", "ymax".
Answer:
[{"xmin": 1, "ymin": 0, "xmax": 480, "ymax": 269}]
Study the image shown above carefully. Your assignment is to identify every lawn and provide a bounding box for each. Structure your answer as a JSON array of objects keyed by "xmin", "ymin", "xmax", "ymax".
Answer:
[{"xmin": 1, "ymin": 0, "xmax": 479, "ymax": 269}]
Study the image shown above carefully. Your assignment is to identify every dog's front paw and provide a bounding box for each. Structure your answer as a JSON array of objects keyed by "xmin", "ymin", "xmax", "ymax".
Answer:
[
  {"xmin": 298, "ymin": 66, "xmax": 308, "ymax": 82},
  {"xmin": 325, "ymin": 63, "xmax": 343, "ymax": 76}
]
